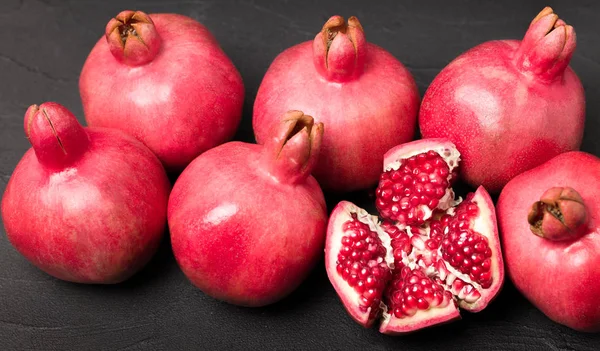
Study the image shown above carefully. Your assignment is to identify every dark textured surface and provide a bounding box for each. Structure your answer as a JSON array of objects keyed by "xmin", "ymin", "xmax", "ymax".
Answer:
[{"xmin": 1, "ymin": 0, "xmax": 600, "ymax": 350}]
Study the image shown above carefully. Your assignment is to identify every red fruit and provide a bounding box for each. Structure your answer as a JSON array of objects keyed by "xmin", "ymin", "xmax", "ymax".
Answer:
[
  {"xmin": 375, "ymin": 139, "xmax": 460, "ymax": 226},
  {"xmin": 253, "ymin": 15, "xmax": 420, "ymax": 192},
  {"xmin": 326, "ymin": 140, "xmax": 504, "ymax": 334},
  {"xmin": 80, "ymin": 10, "xmax": 244, "ymax": 173},
  {"xmin": 169, "ymin": 111, "xmax": 327, "ymax": 307},
  {"xmin": 419, "ymin": 7, "xmax": 584, "ymax": 193},
  {"xmin": 1, "ymin": 102, "xmax": 170, "ymax": 284},
  {"xmin": 498, "ymin": 151, "xmax": 600, "ymax": 332}
]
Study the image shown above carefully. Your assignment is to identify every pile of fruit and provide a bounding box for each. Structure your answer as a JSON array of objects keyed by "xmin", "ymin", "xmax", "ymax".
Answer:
[{"xmin": 1, "ymin": 6, "xmax": 599, "ymax": 334}]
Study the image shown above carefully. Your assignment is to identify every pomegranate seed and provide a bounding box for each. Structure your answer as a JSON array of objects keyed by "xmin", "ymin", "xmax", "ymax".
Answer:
[{"xmin": 375, "ymin": 151, "xmax": 452, "ymax": 226}]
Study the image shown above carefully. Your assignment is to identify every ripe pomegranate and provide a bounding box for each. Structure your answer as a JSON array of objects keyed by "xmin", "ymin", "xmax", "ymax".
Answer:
[
  {"xmin": 168, "ymin": 111, "xmax": 327, "ymax": 307},
  {"xmin": 419, "ymin": 7, "xmax": 585, "ymax": 193},
  {"xmin": 1, "ymin": 102, "xmax": 170, "ymax": 284},
  {"xmin": 325, "ymin": 139, "xmax": 504, "ymax": 333},
  {"xmin": 80, "ymin": 10, "xmax": 244, "ymax": 173},
  {"xmin": 253, "ymin": 15, "xmax": 420, "ymax": 192},
  {"xmin": 498, "ymin": 151, "xmax": 600, "ymax": 332}
]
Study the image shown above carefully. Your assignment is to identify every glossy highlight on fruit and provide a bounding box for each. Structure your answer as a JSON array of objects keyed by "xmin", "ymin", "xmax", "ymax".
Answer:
[
  {"xmin": 419, "ymin": 7, "xmax": 585, "ymax": 193},
  {"xmin": 498, "ymin": 151, "xmax": 600, "ymax": 332},
  {"xmin": 1, "ymin": 102, "xmax": 171, "ymax": 284},
  {"xmin": 80, "ymin": 10, "xmax": 245, "ymax": 173},
  {"xmin": 169, "ymin": 111, "xmax": 327, "ymax": 307},
  {"xmin": 253, "ymin": 15, "xmax": 420, "ymax": 192}
]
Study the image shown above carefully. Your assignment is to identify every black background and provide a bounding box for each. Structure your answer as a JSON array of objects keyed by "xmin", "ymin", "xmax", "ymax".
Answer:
[{"xmin": 1, "ymin": 0, "xmax": 600, "ymax": 350}]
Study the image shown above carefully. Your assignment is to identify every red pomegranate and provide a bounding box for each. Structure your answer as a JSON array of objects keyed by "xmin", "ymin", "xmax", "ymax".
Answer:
[
  {"xmin": 325, "ymin": 139, "xmax": 504, "ymax": 333},
  {"xmin": 1, "ymin": 102, "xmax": 170, "ymax": 284},
  {"xmin": 419, "ymin": 7, "xmax": 584, "ymax": 193},
  {"xmin": 498, "ymin": 151, "xmax": 600, "ymax": 332},
  {"xmin": 253, "ymin": 15, "xmax": 420, "ymax": 192},
  {"xmin": 80, "ymin": 10, "xmax": 245, "ymax": 173},
  {"xmin": 168, "ymin": 111, "xmax": 327, "ymax": 307}
]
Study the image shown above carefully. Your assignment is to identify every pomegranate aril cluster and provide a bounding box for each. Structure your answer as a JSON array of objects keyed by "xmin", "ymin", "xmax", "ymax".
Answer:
[
  {"xmin": 375, "ymin": 151, "xmax": 450, "ymax": 226},
  {"xmin": 385, "ymin": 267, "xmax": 452, "ymax": 318},
  {"xmin": 442, "ymin": 200, "xmax": 493, "ymax": 288},
  {"xmin": 338, "ymin": 215, "xmax": 391, "ymax": 317}
]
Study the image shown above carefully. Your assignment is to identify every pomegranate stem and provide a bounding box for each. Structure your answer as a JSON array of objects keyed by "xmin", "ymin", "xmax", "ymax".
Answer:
[
  {"xmin": 25, "ymin": 103, "xmax": 89, "ymax": 170},
  {"xmin": 313, "ymin": 15, "xmax": 366, "ymax": 82},
  {"xmin": 528, "ymin": 187, "xmax": 588, "ymax": 241},
  {"xmin": 105, "ymin": 10, "xmax": 162, "ymax": 66}
]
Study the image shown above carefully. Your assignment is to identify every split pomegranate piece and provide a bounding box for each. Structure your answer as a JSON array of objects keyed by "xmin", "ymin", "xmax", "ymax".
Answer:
[
  {"xmin": 375, "ymin": 139, "xmax": 460, "ymax": 226},
  {"xmin": 326, "ymin": 139, "xmax": 504, "ymax": 334}
]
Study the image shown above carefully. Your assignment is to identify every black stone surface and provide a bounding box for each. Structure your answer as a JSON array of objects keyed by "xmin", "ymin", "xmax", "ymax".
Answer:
[{"xmin": 1, "ymin": 0, "xmax": 600, "ymax": 350}]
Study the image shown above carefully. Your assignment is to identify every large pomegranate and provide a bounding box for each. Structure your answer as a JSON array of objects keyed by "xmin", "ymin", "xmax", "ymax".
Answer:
[
  {"xmin": 253, "ymin": 15, "xmax": 420, "ymax": 192},
  {"xmin": 168, "ymin": 111, "xmax": 327, "ymax": 307},
  {"xmin": 498, "ymin": 151, "xmax": 600, "ymax": 332},
  {"xmin": 326, "ymin": 139, "xmax": 504, "ymax": 333},
  {"xmin": 80, "ymin": 10, "xmax": 244, "ymax": 173},
  {"xmin": 1, "ymin": 102, "xmax": 170, "ymax": 284},
  {"xmin": 419, "ymin": 7, "xmax": 585, "ymax": 193}
]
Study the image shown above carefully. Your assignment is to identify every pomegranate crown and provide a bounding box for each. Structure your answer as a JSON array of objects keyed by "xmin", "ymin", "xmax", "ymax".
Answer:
[
  {"xmin": 515, "ymin": 7, "xmax": 576, "ymax": 81},
  {"xmin": 261, "ymin": 111, "xmax": 324, "ymax": 184},
  {"xmin": 24, "ymin": 102, "xmax": 89, "ymax": 170},
  {"xmin": 313, "ymin": 15, "xmax": 366, "ymax": 82},
  {"xmin": 105, "ymin": 10, "xmax": 162, "ymax": 66},
  {"xmin": 528, "ymin": 187, "xmax": 588, "ymax": 241}
]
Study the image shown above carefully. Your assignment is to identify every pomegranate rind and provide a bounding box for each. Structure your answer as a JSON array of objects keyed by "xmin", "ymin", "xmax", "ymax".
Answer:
[
  {"xmin": 383, "ymin": 138, "xmax": 460, "ymax": 172},
  {"xmin": 458, "ymin": 186, "xmax": 505, "ymax": 312},
  {"xmin": 381, "ymin": 138, "xmax": 461, "ymax": 224},
  {"xmin": 379, "ymin": 300, "xmax": 461, "ymax": 334},
  {"xmin": 325, "ymin": 201, "xmax": 390, "ymax": 328}
]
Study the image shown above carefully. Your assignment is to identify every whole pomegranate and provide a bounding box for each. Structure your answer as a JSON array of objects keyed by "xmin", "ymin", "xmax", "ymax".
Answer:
[
  {"xmin": 80, "ymin": 10, "xmax": 244, "ymax": 173},
  {"xmin": 419, "ymin": 7, "xmax": 585, "ymax": 193},
  {"xmin": 1, "ymin": 102, "xmax": 170, "ymax": 284},
  {"xmin": 253, "ymin": 15, "xmax": 420, "ymax": 192},
  {"xmin": 168, "ymin": 111, "xmax": 327, "ymax": 307},
  {"xmin": 498, "ymin": 151, "xmax": 600, "ymax": 332},
  {"xmin": 326, "ymin": 139, "xmax": 504, "ymax": 333}
]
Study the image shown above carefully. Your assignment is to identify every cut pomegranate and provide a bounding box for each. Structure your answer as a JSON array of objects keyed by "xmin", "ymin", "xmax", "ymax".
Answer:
[
  {"xmin": 375, "ymin": 139, "xmax": 460, "ymax": 226},
  {"xmin": 326, "ymin": 138, "xmax": 504, "ymax": 334}
]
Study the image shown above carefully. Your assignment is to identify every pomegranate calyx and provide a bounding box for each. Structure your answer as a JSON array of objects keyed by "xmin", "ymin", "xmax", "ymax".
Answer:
[
  {"xmin": 313, "ymin": 15, "xmax": 366, "ymax": 82},
  {"xmin": 261, "ymin": 110, "xmax": 324, "ymax": 184},
  {"xmin": 105, "ymin": 10, "xmax": 161, "ymax": 66},
  {"xmin": 25, "ymin": 102, "xmax": 89, "ymax": 170},
  {"xmin": 528, "ymin": 187, "xmax": 588, "ymax": 241},
  {"xmin": 515, "ymin": 7, "xmax": 576, "ymax": 82}
]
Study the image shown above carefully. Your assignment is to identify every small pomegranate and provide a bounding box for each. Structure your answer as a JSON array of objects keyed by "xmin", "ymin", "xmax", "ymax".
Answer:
[
  {"xmin": 253, "ymin": 15, "xmax": 420, "ymax": 192},
  {"xmin": 168, "ymin": 111, "xmax": 327, "ymax": 307},
  {"xmin": 80, "ymin": 10, "xmax": 245, "ymax": 173},
  {"xmin": 419, "ymin": 7, "xmax": 585, "ymax": 193},
  {"xmin": 1, "ymin": 102, "xmax": 170, "ymax": 284},
  {"xmin": 498, "ymin": 151, "xmax": 600, "ymax": 332},
  {"xmin": 326, "ymin": 139, "xmax": 504, "ymax": 333}
]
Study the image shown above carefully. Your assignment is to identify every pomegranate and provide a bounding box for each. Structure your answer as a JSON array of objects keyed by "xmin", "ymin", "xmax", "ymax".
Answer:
[
  {"xmin": 498, "ymin": 151, "xmax": 600, "ymax": 332},
  {"xmin": 325, "ymin": 140, "xmax": 504, "ymax": 333},
  {"xmin": 419, "ymin": 7, "xmax": 585, "ymax": 193},
  {"xmin": 80, "ymin": 10, "xmax": 244, "ymax": 173},
  {"xmin": 168, "ymin": 111, "xmax": 327, "ymax": 307},
  {"xmin": 1, "ymin": 102, "xmax": 170, "ymax": 284},
  {"xmin": 253, "ymin": 15, "xmax": 420, "ymax": 192}
]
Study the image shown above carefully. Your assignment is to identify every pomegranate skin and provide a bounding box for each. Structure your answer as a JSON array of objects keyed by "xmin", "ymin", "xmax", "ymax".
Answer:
[
  {"xmin": 253, "ymin": 16, "xmax": 420, "ymax": 192},
  {"xmin": 80, "ymin": 11, "xmax": 244, "ymax": 173},
  {"xmin": 1, "ymin": 103, "xmax": 171, "ymax": 284},
  {"xmin": 169, "ymin": 112, "xmax": 327, "ymax": 306},
  {"xmin": 419, "ymin": 7, "xmax": 584, "ymax": 193},
  {"xmin": 498, "ymin": 151, "xmax": 600, "ymax": 332}
]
